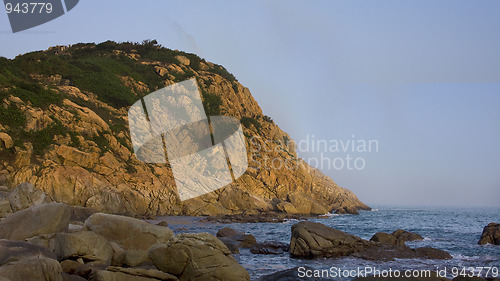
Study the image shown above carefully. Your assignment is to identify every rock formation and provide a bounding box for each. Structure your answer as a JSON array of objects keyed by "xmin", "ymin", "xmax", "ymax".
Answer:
[
  {"xmin": 478, "ymin": 223, "xmax": 500, "ymax": 245},
  {"xmin": 289, "ymin": 221, "xmax": 451, "ymax": 261},
  {"xmin": 0, "ymin": 41, "xmax": 368, "ymax": 216}
]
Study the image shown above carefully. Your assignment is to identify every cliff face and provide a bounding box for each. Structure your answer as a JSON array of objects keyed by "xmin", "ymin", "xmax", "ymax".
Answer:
[{"xmin": 0, "ymin": 41, "xmax": 369, "ymax": 216}]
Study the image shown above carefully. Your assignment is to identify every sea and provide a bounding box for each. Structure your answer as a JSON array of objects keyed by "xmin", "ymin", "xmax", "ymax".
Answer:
[{"xmin": 150, "ymin": 205, "xmax": 500, "ymax": 280}]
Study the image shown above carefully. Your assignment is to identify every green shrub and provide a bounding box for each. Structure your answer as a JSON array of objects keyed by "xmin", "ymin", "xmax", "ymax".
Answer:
[
  {"xmin": 241, "ymin": 117, "xmax": 261, "ymax": 131},
  {"xmin": 0, "ymin": 104, "xmax": 26, "ymax": 128},
  {"xmin": 201, "ymin": 90, "xmax": 222, "ymax": 116},
  {"xmin": 27, "ymin": 120, "xmax": 68, "ymax": 155}
]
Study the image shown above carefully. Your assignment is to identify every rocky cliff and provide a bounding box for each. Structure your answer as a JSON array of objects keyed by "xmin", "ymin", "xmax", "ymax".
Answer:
[{"xmin": 0, "ymin": 40, "xmax": 369, "ymax": 216}]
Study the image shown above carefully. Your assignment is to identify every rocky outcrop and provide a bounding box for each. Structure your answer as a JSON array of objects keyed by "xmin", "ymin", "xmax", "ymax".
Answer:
[
  {"xmin": 83, "ymin": 213, "xmax": 174, "ymax": 266},
  {"xmin": 392, "ymin": 229, "xmax": 424, "ymax": 242},
  {"xmin": 148, "ymin": 233, "xmax": 250, "ymax": 281},
  {"xmin": 0, "ymin": 202, "xmax": 70, "ymax": 240},
  {"xmin": 0, "ymin": 41, "xmax": 368, "ymax": 217},
  {"xmin": 289, "ymin": 222, "xmax": 451, "ymax": 261},
  {"xmin": 216, "ymin": 227, "xmax": 257, "ymax": 248},
  {"xmin": 478, "ymin": 223, "xmax": 500, "ymax": 245},
  {"xmin": 290, "ymin": 221, "xmax": 371, "ymax": 258},
  {"xmin": 250, "ymin": 241, "xmax": 289, "ymax": 255},
  {"xmin": 370, "ymin": 232, "xmax": 405, "ymax": 246}
]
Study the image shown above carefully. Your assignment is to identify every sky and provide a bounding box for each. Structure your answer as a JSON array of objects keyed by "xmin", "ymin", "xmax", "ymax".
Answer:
[{"xmin": 1, "ymin": 0, "xmax": 499, "ymax": 207}]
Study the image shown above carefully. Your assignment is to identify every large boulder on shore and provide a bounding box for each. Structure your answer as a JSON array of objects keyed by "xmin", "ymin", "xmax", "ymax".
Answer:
[
  {"xmin": 0, "ymin": 240, "xmax": 63, "ymax": 281},
  {"xmin": 148, "ymin": 232, "xmax": 250, "ymax": 281},
  {"xmin": 216, "ymin": 227, "xmax": 257, "ymax": 248},
  {"xmin": 83, "ymin": 213, "xmax": 174, "ymax": 266},
  {"xmin": 290, "ymin": 221, "xmax": 371, "ymax": 258},
  {"xmin": 0, "ymin": 202, "xmax": 70, "ymax": 240},
  {"xmin": 478, "ymin": 223, "xmax": 500, "ymax": 245},
  {"xmin": 29, "ymin": 231, "xmax": 113, "ymax": 265}
]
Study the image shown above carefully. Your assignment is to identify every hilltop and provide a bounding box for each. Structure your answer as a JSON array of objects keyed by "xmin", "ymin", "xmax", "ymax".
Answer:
[{"xmin": 0, "ymin": 40, "xmax": 368, "ymax": 216}]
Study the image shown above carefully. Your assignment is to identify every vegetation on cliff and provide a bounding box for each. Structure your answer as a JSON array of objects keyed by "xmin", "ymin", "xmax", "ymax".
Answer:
[{"xmin": 0, "ymin": 40, "xmax": 368, "ymax": 216}]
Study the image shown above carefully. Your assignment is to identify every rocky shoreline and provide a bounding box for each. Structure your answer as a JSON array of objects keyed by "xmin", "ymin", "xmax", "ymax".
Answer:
[{"xmin": 0, "ymin": 182, "xmax": 498, "ymax": 281}]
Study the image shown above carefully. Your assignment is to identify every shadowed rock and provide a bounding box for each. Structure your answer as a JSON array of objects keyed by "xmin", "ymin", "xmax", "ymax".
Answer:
[
  {"xmin": 478, "ymin": 223, "xmax": 500, "ymax": 245},
  {"xmin": 149, "ymin": 232, "xmax": 250, "ymax": 281},
  {"xmin": 251, "ymin": 241, "xmax": 289, "ymax": 255},
  {"xmin": 0, "ymin": 202, "xmax": 70, "ymax": 240},
  {"xmin": 83, "ymin": 213, "xmax": 174, "ymax": 266}
]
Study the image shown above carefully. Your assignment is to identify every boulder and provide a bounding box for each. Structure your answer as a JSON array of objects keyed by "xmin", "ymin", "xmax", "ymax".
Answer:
[
  {"xmin": 7, "ymin": 182, "xmax": 52, "ymax": 212},
  {"xmin": 216, "ymin": 227, "xmax": 257, "ymax": 248},
  {"xmin": 217, "ymin": 237, "xmax": 240, "ymax": 254},
  {"xmin": 289, "ymin": 221, "xmax": 371, "ymax": 258},
  {"xmin": 370, "ymin": 232, "xmax": 405, "ymax": 246},
  {"xmin": 148, "ymin": 233, "xmax": 250, "ymax": 281},
  {"xmin": 250, "ymin": 241, "xmax": 289, "ymax": 255},
  {"xmin": 478, "ymin": 223, "xmax": 500, "ymax": 245},
  {"xmin": 83, "ymin": 213, "xmax": 174, "ymax": 266},
  {"xmin": 60, "ymin": 259, "xmax": 84, "ymax": 274},
  {"xmin": 0, "ymin": 196, "xmax": 12, "ymax": 218},
  {"xmin": 68, "ymin": 206, "xmax": 97, "ymax": 223},
  {"xmin": 0, "ymin": 202, "xmax": 70, "ymax": 240},
  {"xmin": 110, "ymin": 242, "xmax": 127, "ymax": 266},
  {"xmin": 56, "ymin": 231, "xmax": 112, "ymax": 264},
  {"xmin": 392, "ymin": 229, "xmax": 424, "ymax": 241},
  {"xmin": 0, "ymin": 240, "xmax": 63, "ymax": 281}
]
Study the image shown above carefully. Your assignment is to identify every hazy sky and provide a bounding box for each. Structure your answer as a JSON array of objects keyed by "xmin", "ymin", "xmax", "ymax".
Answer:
[{"xmin": 1, "ymin": 0, "xmax": 499, "ymax": 207}]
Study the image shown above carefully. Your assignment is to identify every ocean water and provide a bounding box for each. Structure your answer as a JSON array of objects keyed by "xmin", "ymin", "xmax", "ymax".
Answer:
[{"xmin": 152, "ymin": 205, "xmax": 500, "ymax": 280}]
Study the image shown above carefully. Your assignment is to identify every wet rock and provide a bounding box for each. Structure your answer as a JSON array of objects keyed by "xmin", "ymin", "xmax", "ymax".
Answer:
[
  {"xmin": 370, "ymin": 232, "xmax": 405, "ymax": 246},
  {"xmin": 148, "ymin": 232, "xmax": 250, "ymax": 281},
  {"xmin": 83, "ymin": 213, "xmax": 174, "ymax": 266},
  {"xmin": 290, "ymin": 221, "xmax": 371, "ymax": 258},
  {"xmin": 251, "ymin": 241, "xmax": 289, "ymax": 255},
  {"xmin": 0, "ymin": 202, "xmax": 70, "ymax": 240},
  {"xmin": 392, "ymin": 229, "xmax": 424, "ymax": 242},
  {"xmin": 218, "ymin": 237, "xmax": 240, "ymax": 254},
  {"xmin": 478, "ymin": 223, "xmax": 500, "ymax": 245},
  {"xmin": 216, "ymin": 227, "xmax": 257, "ymax": 248}
]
